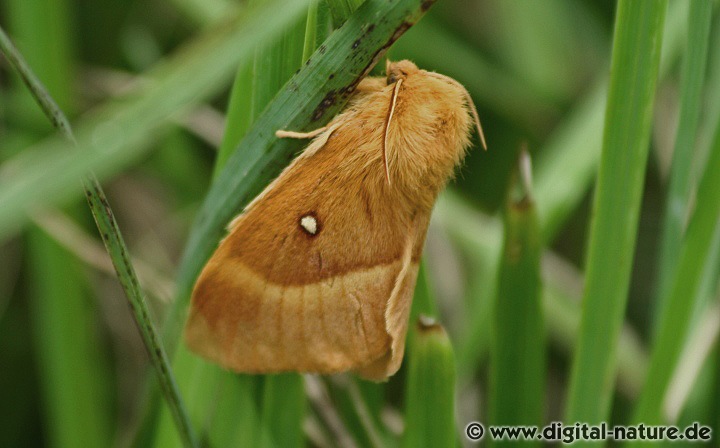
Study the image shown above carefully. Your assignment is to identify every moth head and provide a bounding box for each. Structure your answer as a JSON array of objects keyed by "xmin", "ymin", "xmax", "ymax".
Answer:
[
  {"xmin": 384, "ymin": 60, "xmax": 486, "ymax": 152},
  {"xmin": 386, "ymin": 60, "xmax": 419, "ymax": 85},
  {"xmin": 380, "ymin": 59, "xmax": 487, "ymax": 199}
]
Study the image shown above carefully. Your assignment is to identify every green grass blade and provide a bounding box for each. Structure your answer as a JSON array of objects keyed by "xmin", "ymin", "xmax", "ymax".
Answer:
[
  {"xmin": 630, "ymin": 115, "xmax": 720, "ymax": 431},
  {"xmin": 403, "ymin": 260, "xmax": 440, "ymax": 374},
  {"xmin": 0, "ymin": 0, "xmax": 313, "ymax": 243},
  {"xmin": 564, "ymin": 0, "xmax": 667, "ymax": 427},
  {"xmin": 654, "ymin": 0, "xmax": 714, "ymax": 332},
  {"xmin": 168, "ymin": 0, "xmax": 439, "ymax": 348},
  {"xmin": 402, "ymin": 319, "xmax": 456, "ymax": 448},
  {"xmin": 410, "ymin": 260, "xmax": 440, "ymax": 324},
  {"xmin": 84, "ymin": 179, "xmax": 199, "ymax": 448},
  {"xmin": 489, "ymin": 153, "xmax": 544, "ymax": 446}
]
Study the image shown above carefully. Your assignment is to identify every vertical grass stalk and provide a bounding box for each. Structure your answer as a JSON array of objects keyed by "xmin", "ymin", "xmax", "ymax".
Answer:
[
  {"xmin": 402, "ymin": 318, "xmax": 457, "ymax": 448},
  {"xmin": 654, "ymin": 0, "xmax": 714, "ymax": 332},
  {"xmin": 489, "ymin": 151, "xmax": 544, "ymax": 446},
  {"xmin": 564, "ymin": 0, "xmax": 667, "ymax": 427},
  {"xmin": 409, "ymin": 261, "xmax": 440, "ymax": 326}
]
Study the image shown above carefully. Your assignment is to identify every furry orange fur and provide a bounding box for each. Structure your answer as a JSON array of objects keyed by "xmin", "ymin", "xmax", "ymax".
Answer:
[{"xmin": 184, "ymin": 60, "xmax": 483, "ymax": 380}]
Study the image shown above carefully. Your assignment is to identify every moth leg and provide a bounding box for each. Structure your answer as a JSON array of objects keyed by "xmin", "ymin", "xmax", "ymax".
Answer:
[
  {"xmin": 276, "ymin": 122, "xmax": 341, "ymax": 149},
  {"xmin": 275, "ymin": 127, "xmax": 328, "ymax": 139}
]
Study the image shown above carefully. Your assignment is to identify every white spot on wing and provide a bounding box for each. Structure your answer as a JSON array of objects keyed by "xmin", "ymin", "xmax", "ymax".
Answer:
[{"xmin": 300, "ymin": 215, "xmax": 318, "ymax": 235}]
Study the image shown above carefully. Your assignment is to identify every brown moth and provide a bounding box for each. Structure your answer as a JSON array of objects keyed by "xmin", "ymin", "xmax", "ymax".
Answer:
[{"xmin": 184, "ymin": 60, "xmax": 485, "ymax": 381}]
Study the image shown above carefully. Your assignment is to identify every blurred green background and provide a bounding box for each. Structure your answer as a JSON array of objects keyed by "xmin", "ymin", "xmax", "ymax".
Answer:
[{"xmin": 1, "ymin": 0, "xmax": 719, "ymax": 446}]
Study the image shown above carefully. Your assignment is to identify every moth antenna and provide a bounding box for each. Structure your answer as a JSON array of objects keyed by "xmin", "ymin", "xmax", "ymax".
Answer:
[
  {"xmin": 383, "ymin": 78, "xmax": 403, "ymax": 185},
  {"xmin": 425, "ymin": 72, "xmax": 487, "ymax": 150}
]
